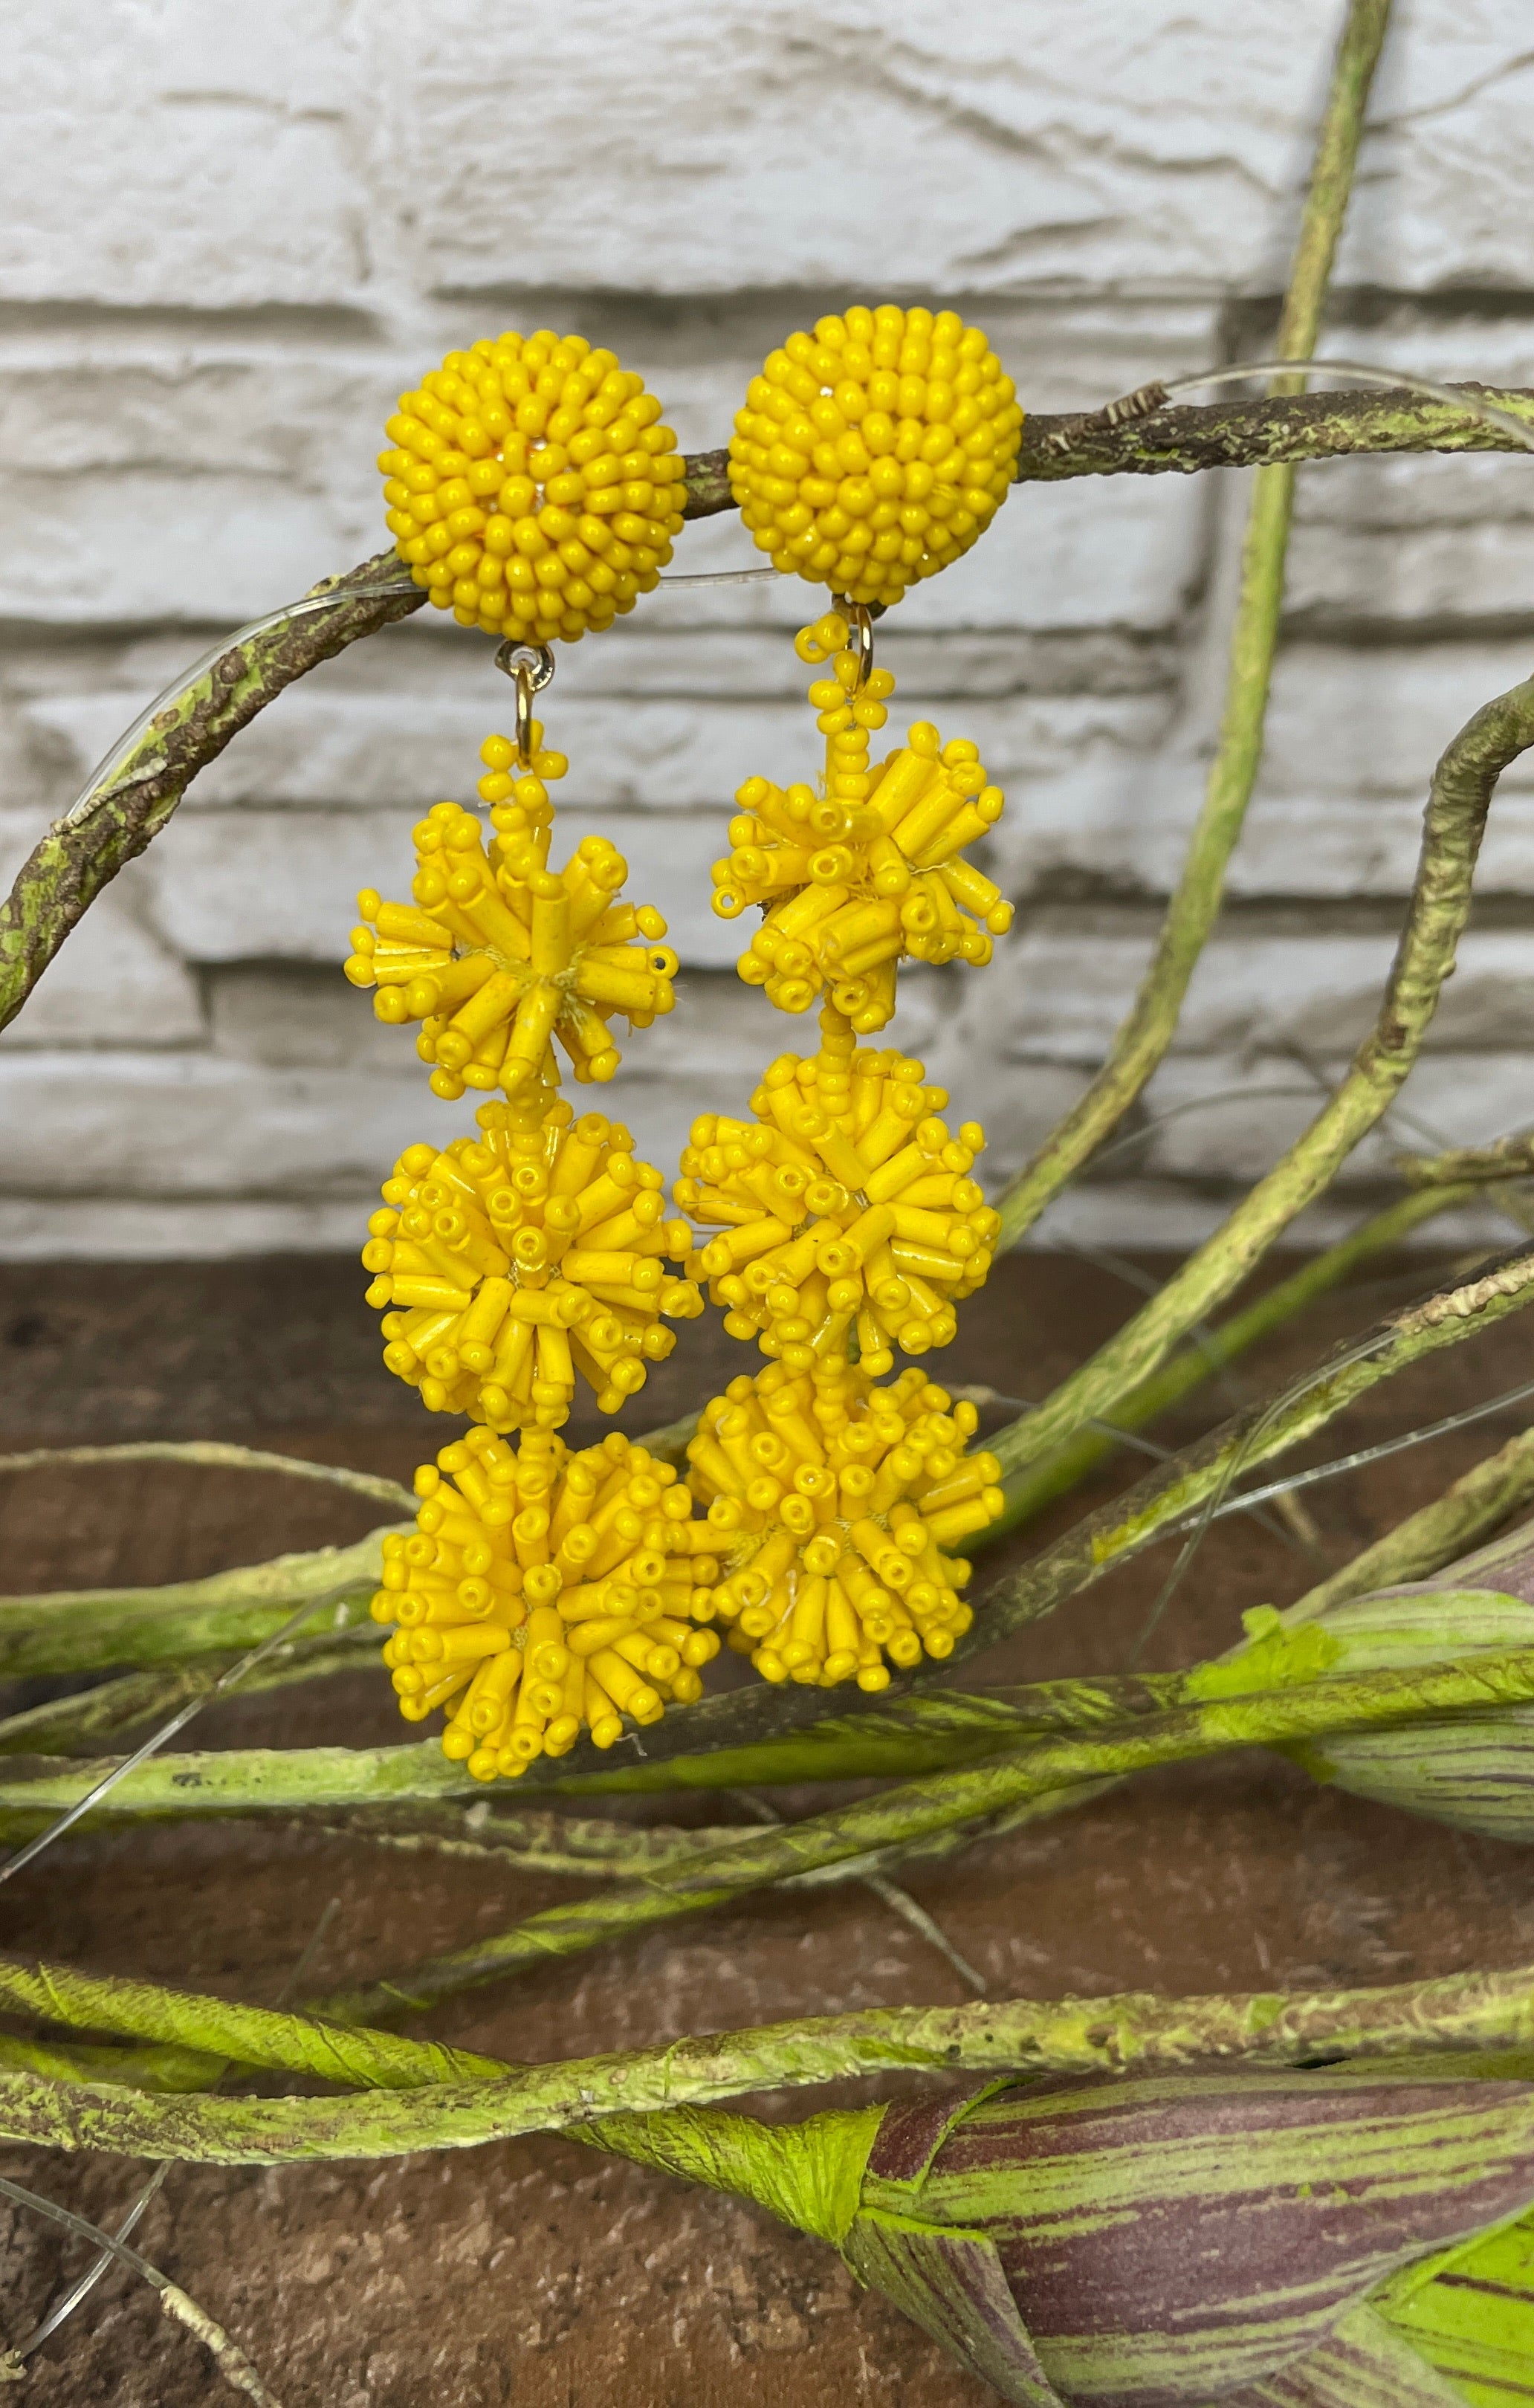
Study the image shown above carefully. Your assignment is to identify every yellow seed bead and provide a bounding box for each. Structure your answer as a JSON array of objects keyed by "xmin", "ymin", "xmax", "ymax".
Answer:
[
  {"xmin": 684, "ymin": 1358, "xmax": 994, "ymax": 1690},
  {"xmin": 380, "ymin": 337, "xmax": 685, "ymax": 641},
  {"xmin": 728, "ymin": 304, "xmax": 1022, "ymax": 606}
]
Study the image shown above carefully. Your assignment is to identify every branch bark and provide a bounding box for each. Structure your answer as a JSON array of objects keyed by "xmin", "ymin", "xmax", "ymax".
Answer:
[
  {"xmin": 676, "ymin": 385, "xmax": 1534, "ymax": 517},
  {"xmin": 300, "ymin": 1637, "xmax": 1534, "ymax": 2029},
  {"xmin": 0, "ymin": 551, "xmax": 424, "ymax": 1035},
  {"xmin": 1399, "ymin": 1130, "xmax": 1534, "ymax": 1188}
]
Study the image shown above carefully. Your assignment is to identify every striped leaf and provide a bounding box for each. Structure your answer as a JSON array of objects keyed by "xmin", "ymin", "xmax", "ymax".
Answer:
[
  {"xmin": 1291, "ymin": 1589, "xmax": 1534, "ymax": 1839},
  {"xmin": 1229, "ymin": 2302, "xmax": 1466, "ymax": 2404},
  {"xmin": 850, "ymin": 2072, "xmax": 1534, "ymax": 2406},
  {"xmin": 844, "ymin": 2213, "xmax": 1064, "ymax": 2407}
]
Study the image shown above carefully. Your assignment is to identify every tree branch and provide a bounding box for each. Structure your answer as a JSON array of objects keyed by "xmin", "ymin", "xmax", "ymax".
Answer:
[
  {"xmin": 9, "ymin": 1941, "xmax": 1534, "ymax": 2169},
  {"xmin": 1399, "ymin": 1130, "xmax": 1534, "ymax": 1188},
  {"xmin": 7, "ymin": 374, "xmax": 1533, "ymax": 1036},
  {"xmin": 986, "ymin": 673, "xmax": 1534, "ymax": 1492},
  {"xmin": 0, "ymin": 551, "xmax": 424, "ymax": 1035},
  {"xmin": 676, "ymin": 384, "xmax": 1534, "ymax": 517},
  {"xmin": 990, "ymin": 0, "xmax": 1394, "ymax": 1248}
]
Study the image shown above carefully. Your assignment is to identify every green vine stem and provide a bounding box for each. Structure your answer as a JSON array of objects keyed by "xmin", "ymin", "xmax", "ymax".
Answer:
[
  {"xmin": 988, "ymin": 1181, "xmax": 1473, "ymax": 1538},
  {"xmin": 992, "ymin": 0, "xmax": 1393, "ymax": 1250},
  {"xmin": 0, "ymin": 1527, "xmax": 400, "ymax": 1680},
  {"xmin": 1399, "ymin": 1132, "xmax": 1534, "ymax": 1188},
  {"xmin": 0, "ymin": 2032, "xmax": 219, "ymax": 2093},
  {"xmin": 0, "ymin": 1629, "xmax": 381, "ymax": 1759},
  {"xmin": 10, "ymin": 1943, "xmax": 1534, "ymax": 2169},
  {"xmin": 511, "ymin": 1420, "xmax": 1534, "ymax": 1812},
  {"xmin": 0, "ymin": 1741, "xmax": 470, "ymax": 1837},
  {"xmin": 4, "ymin": 1576, "xmax": 1530, "ymax": 1859},
  {"xmin": 0, "ymin": 1735, "xmax": 1032, "ymax": 1905},
  {"xmin": 1284, "ymin": 1423, "xmax": 1534, "ymax": 1623},
  {"xmin": 0, "ymin": 1442, "xmax": 414, "ymax": 1515},
  {"xmin": 298, "ymin": 1643, "xmax": 1534, "ymax": 2027},
  {"xmin": 974, "ymin": 1245, "xmax": 1534, "ymax": 1630},
  {"xmin": 0, "ymin": 2174, "xmax": 284, "ymax": 2405},
  {"xmin": 5, "ymin": 1244, "xmax": 1525, "ymax": 1822},
  {"xmin": 0, "ymin": 554, "xmax": 427, "ymax": 1035},
  {"xmin": 313, "ymin": 1801, "xmax": 769, "ymax": 1877},
  {"xmin": 2, "ymin": 1226, "xmax": 1514, "ymax": 1718},
  {"xmin": 986, "ymin": 676, "xmax": 1534, "ymax": 1491}
]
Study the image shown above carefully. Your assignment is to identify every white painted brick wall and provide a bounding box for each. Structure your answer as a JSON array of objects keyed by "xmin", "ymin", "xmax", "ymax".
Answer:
[{"xmin": 5, "ymin": 0, "xmax": 1534, "ymax": 1258}]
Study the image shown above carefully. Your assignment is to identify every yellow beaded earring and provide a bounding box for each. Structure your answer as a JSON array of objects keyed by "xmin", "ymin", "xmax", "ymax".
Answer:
[
  {"xmin": 351, "ymin": 329, "xmax": 723, "ymax": 1780},
  {"xmin": 674, "ymin": 300, "xmax": 1020, "ymax": 1694}
]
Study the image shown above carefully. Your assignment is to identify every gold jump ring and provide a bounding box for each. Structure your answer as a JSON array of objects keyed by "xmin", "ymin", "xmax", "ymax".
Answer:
[
  {"xmin": 831, "ymin": 596, "xmax": 874, "ymax": 693},
  {"xmin": 494, "ymin": 639, "xmax": 556, "ymax": 764}
]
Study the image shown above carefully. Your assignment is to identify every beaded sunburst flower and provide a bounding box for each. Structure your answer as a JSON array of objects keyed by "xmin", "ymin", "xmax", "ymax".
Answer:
[
  {"xmin": 685, "ymin": 1360, "xmax": 1003, "ymax": 1689},
  {"xmin": 346, "ymin": 737, "xmax": 677, "ymax": 1104},
  {"xmin": 711, "ymin": 609, "xmax": 1013, "ymax": 1032},
  {"xmin": 363, "ymin": 1099, "xmax": 702, "ymax": 1432},
  {"xmin": 375, "ymin": 1428, "xmax": 722, "ymax": 1778}
]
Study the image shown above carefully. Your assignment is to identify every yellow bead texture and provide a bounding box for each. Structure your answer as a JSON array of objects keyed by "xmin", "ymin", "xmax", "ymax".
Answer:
[
  {"xmin": 363, "ymin": 1098, "xmax": 703, "ymax": 1432},
  {"xmin": 727, "ymin": 302, "xmax": 1023, "ymax": 609},
  {"xmin": 675, "ymin": 1012, "xmax": 998, "ymax": 1371},
  {"xmin": 379, "ymin": 330, "xmax": 687, "ymax": 642},
  {"xmin": 375, "ymin": 1428, "xmax": 722, "ymax": 1780},
  {"xmin": 344, "ymin": 755, "xmax": 678, "ymax": 1104},
  {"xmin": 712, "ymin": 615, "xmax": 1012, "ymax": 1031},
  {"xmin": 685, "ymin": 1360, "xmax": 1002, "ymax": 1689}
]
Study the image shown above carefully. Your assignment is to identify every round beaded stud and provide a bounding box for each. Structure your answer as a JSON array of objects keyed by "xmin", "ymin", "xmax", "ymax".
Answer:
[
  {"xmin": 379, "ymin": 330, "xmax": 689, "ymax": 641},
  {"xmin": 728, "ymin": 302, "xmax": 1023, "ymax": 609}
]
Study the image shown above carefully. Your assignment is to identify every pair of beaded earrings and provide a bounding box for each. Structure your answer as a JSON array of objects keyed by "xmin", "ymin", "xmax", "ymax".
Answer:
[{"xmin": 347, "ymin": 305, "xmax": 1021, "ymax": 1781}]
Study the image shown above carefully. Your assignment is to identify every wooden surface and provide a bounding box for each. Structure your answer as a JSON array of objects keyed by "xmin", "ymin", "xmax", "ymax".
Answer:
[{"xmin": 2, "ymin": 1245, "xmax": 1533, "ymax": 2407}]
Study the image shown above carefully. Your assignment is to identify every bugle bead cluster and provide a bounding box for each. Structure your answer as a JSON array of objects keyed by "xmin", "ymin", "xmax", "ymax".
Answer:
[
  {"xmin": 728, "ymin": 303, "xmax": 1023, "ymax": 609},
  {"xmin": 373, "ymin": 1428, "xmax": 722, "ymax": 1779},
  {"xmin": 711, "ymin": 613, "xmax": 1012, "ymax": 1032},
  {"xmin": 676, "ymin": 1009, "xmax": 996, "ymax": 1373},
  {"xmin": 362, "ymin": 1098, "xmax": 702, "ymax": 1432},
  {"xmin": 683, "ymin": 1361, "xmax": 1001, "ymax": 1688},
  {"xmin": 379, "ymin": 330, "xmax": 687, "ymax": 641},
  {"xmin": 345, "ymin": 794, "xmax": 678, "ymax": 1104}
]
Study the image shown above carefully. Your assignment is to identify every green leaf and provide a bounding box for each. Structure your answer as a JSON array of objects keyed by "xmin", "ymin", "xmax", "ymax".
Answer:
[
  {"xmin": 1374, "ymin": 2202, "xmax": 1534, "ymax": 2402},
  {"xmin": 1186, "ymin": 1608, "xmax": 1342, "ymax": 1699}
]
